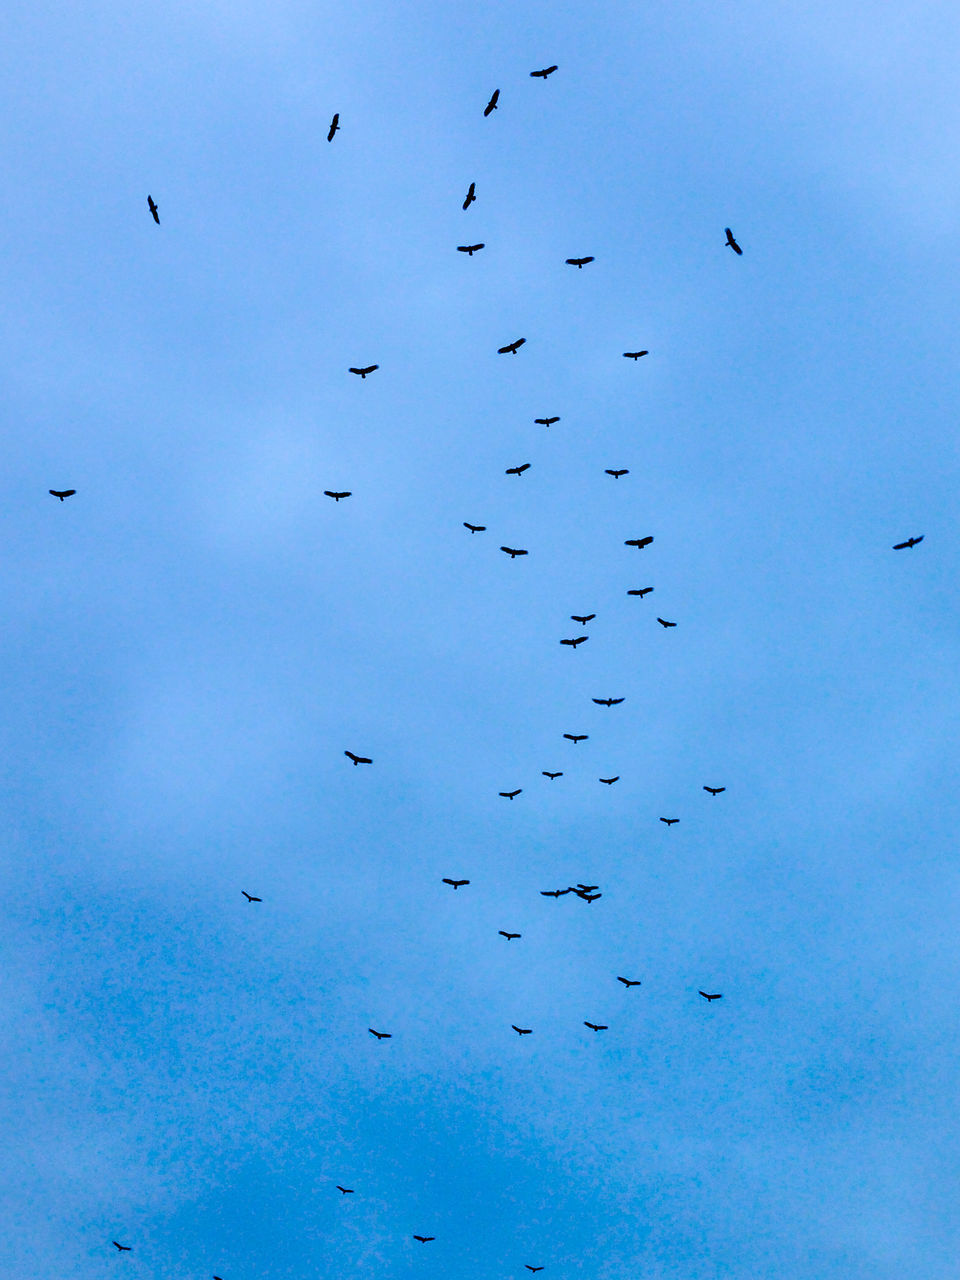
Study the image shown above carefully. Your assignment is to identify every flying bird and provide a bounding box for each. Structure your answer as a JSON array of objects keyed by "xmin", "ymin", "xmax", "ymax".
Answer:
[
  {"xmin": 484, "ymin": 89, "xmax": 500, "ymax": 116},
  {"xmin": 571, "ymin": 613, "xmax": 595, "ymax": 624},
  {"xmin": 893, "ymin": 535, "xmax": 923, "ymax": 549},
  {"xmin": 49, "ymin": 489, "xmax": 76, "ymax": 501},
  {"xmin": 563, "ymin": 733, "xmax": 587, "ymax": 743},
  {"xmin": 413, "ymin": 1236, "xmax": 435, "ymax": 1243},
  {"xmin": 500, "ymin": 789, "xmax": 522, "ymax": 799},
  {"xmin": 660, "ymin": 817, "xmax": 679, "ymax": 825},
  {"xmin": 505, "ymin": 463, "xmax": 531, "ymax": 476},
  {"xmin": 530, "ymin": 66, "xmax": 557, "ymax": 78},
  {"xmin": 576, "ymin": 884, "xmax": 598, "ymax": 891},
  {"xmin": 457, "ymin": 243, "xmax": 485, "ymax": 255},
  {"xmin": 498, "ymin": 338, "xmax": 526, "ymax": 354},
  {"xmin": 499, "ymin": 931, "xmax": 521, "ymax": 940},
  {"xmin": 345, "ymin": 751, "xmax": 372, "ymax": 766},
  {"xmin": 703, "ymin": 786, "xmax": 725, "ymax": 796},
  {"xmin": 112, "ymin": 1242, "xmax": 131, "ymax": 1251},
  {"xmin": 565, "ymin": 256, "xmax": 595, "ymax": 268},
  {"xmin": 324, "ymin": 491, "xmax": 351, "ymax": 501},
  {"xmin": 500, "ymin": 546, "xmax": 528, "ymax": 558},
  {"xmin": 442, "ymin": 878, "xmax": 470, "ymax": 889},
  {"xmin": 336, "ymin": 1186, "xmax": 354, "ymax": 1194},
  {"xmin": 623, "ymin": 350, "xmax": 648, "ymax": 359},
  {"xmin": 464, "ymin": 522, "xmax": 486, "ymax": 533},
  {"xmin": 699, "ymin": 991, "xmax": 723, "ymax": 1001},
  {"xmin": 147, "ymin": 195, "xmax": 159, "ymax": 223},
  {"xmin": 349, "ymin": 365, "xmax": 379, "ymax": 378},
  {"xmin": 542, "ymin": 771, "xmax": 563, "ymax": 780},
  {"xmin": 241, "ymin": 891, "xmax": 262, "ymax": 902},
  {"xmin": 593, "ymin": 697, "xmax": 624, "ymax": 707},
  {"xmin": 625, "ymin": 536, "xmax": 654, "ymax": 549},
  {"xmin": 605, "ymin": 468, "xmax": 629, "ymax": 478},
  {"xmin": 724, "ymin": 227, "xmax": 742, "ymax": 254},
  {"xmin": 657, "ymin": 617, "xmax": 676, "ymax": 628},
  {"xmin": 462, "ymin": 182, "xmax": 476, "ymax": 210},
  {"xmin": 617, "ymin": 976, "xmax": 641, "ymax": 987},
  {"xmin": 575, "ymin": 890, "xmax": 601, "ymax": 902},
  {"xmin": 584, "ymin": 1021, "xmax": 608, "ymax": 1031},
  {"xmin": 540, "ymin": 888, "xmax": 571, "ymax": 897},
  {"xmin": 560, "ymin": 636, "xmax": 588, "ymax": 648},
  {"xmin": 628, "ymin": 587, "xmax": 653, "ymax": 596},
  {"xmin": 327, "ymin": 113, "xmax": 340, "ymax": 141},
  {"xmin": 535, "ymin": 416, "xmax": 560, "ymax": 427},
  {"xmin": 512, "ymin": 1025, "xmax": 532, "ymax": 1035},
  {"xmin": 368, "ymin": 1028, "xmax": 392, "ymax": 1039},
  {"xmin": 599, "ymin": 776, "xmax": 619, "ymax": 785}
]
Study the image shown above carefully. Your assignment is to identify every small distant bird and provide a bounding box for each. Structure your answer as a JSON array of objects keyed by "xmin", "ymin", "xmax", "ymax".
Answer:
[
  {"xmin": 535, "ymin": 416, "xmax": 560, "ymax": 427},
  {"xmin": 893, "ymin": 535, "xmax": 923, "ymax": 549},
  {"xmin": 241, "ymin": 891, "xmax": 262, "ymax": 902},
  {"xmin": 599, "ymin": 776, "xmax": 619, "ymax": 785},
  {"xmin": 606, "ymin": 469, "xmax": 629, "ymax": 478},
  {"xmin": 324, "ymin": 490, "xmax": 351, "ymax": 501},
  {"xmin": 625, "ymin": 536, "xmax": 654, "ymax": 549},
  {"xmin": 49, "ymin": 489, "xmax": 76, "ymax": 501},
  {"xmin": 660, "ymin": 817, "xmax": 679, "ymax": 826},
  {"xmin": 512, "ymin": 1024, "xmax": 532, "ymax": 1035},
  {"xmin": 349, "ymin": 365, "xmax": 379, "ymax": 378},
  {"xmin": 336, "ymin": 1186, "xmax": 354, "ymax": 1194},
  {"xmin": 500, "ymin": 546, "xmax": 528, "ymax": 558},
  {"xmin": 540, "ymin": 888, "xmax": 571, "ymax": 897},
  {"xmin": 345, "ymin": 750, "xmax": 372, "ymax": 766},
  {"xmin": 506, "ymin": 463, "xmax": 531, "ymax": 476},
  {"xmin": 724, "ymin": 227, "xmax": 742, "ymax": 254},
  {"xmin": 566, "ymin": 256, "xmax": 594, "ymax": 268},
  {"xmin": 498, "ymin": 338, "xmax": 526, "ymax": 354},
  {"xmin": 575, "ymin": 890, "xmax": 601, "ymax": 902},
  {"xmin": 657, "ymin": 617, "xmax": 676, "ymax": 628},
  {"xmin": 593, "ymin": 697, "xmax": 624, "ymax": 707},
  {"xmin": 703, "ymin": 786, "xmax": 725, "ymax": 796},
  {"xmin": 623, "ymin": 350, "xmax": 648, "ymax": 359},
  {"xmin": 327, "ymin": 113, "xmax": 340, "ymax": 141},
  {"xmin": 584, "ymin": 1021, "xmax": 608, "ymax": 1031},
  {"xmin": 462, "ymin": 182, "xmax": 476, "ymax": 210},
  {"xmin": 368, "ymin": 1028, "xmax": 392, "ymax": 1039},
  {"xmin": 617, "ymin": 977, "xmax": 641, "ymax": 987},
  {"xmin": 576, "ymin": 884, "xmax": 598, "ymax": 891},
  {"xmin": 542, "ymin": 771, "xmax": 563, "ymax": 779},
  {"xmin": 484, "ymin": 89, "xmax": 500, "ymax": 116},
  {"xmin": 571, "ymin": 613, "xmax": 595, "ymax": 625},
  {"xmin": 413, "ymin": 1236, "xmax": 435, "ymax": 1243},
  {"xmin": 628, "ymin": 587, "xmax": 653, "ymax": 597},
  {"xmin": 500, "ymin": 788, "xmax": 522, "ymax": 799},
  {"xmin": 458, "ymin": 243, "xmax": 485, "ymax": 255},
  {"xmin": 530, "ymin": 66, "xmax": 558, "ymax": 78},
  {"xmin": 499, "ymin": 931, "xmax": 521, "ymax": 940},
  {"xmin": 112, "ymin": 1242, "xmax": 131, "ymax": 1251},
  {"xmin": 699, "ymin": 991, "xmax": 722, "ymax": 1001},
  {"xmin": 563, "ymin": 733, "xmax": 587, "ymax": 743},
  {"xmin": 147, "ymin": 196, "xmax": 159, "ymax": 223},
  {"xmin": 560, "ymin": 636, "xmax": 588, "ymax": 649},
  {"xmin": 442, "ymin": 878, "xmax": 470, "ymax": 889},
  {"xmin": 464, "ymin": 522, "xmax": 486, "ymax": 533}
]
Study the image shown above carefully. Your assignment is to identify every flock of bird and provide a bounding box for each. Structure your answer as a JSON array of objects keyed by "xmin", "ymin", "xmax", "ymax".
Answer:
[{"xmin": 44, "ymin": 59, "xmax": 926, "ymax": 1276}]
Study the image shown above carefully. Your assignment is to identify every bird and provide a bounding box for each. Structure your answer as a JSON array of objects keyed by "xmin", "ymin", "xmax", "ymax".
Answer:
[
  {"xmin": 413, "ymin": 1236, "xmax": 435, "ymax": 1243},
  {"xmin": 599, "ymin": 776, "xmax": 619, "ymax": 785},
  {"xmin": 576, "ymin": 884, "xmax": 599, "ymax": 892},
  {"xmin": 327, "ymin": 113, "xmax": 340, "ymax": 141},
  {"xmin": 368, "ymin": 1028, "xmax": 392, "ymax": 1039},
  {"xmin": 324, "ymin": 491, "xmax": 351, "ymax": 501},
  {"xmin": 542, "ymin": 771, "xmax": 563, "ymax": 780},
  {"xmin": 657, "ymin": 617, "xmax": 677, "ymax": 628},
  {"xmin": 464, "ymin": 522, "xmax": 486, "ymax": 533},
  {"xmin": 628, "ymin": 587, "xmax": 653, "ymax": 597},
  {"xmin": 499, "ymin": 931, "xmax": 521, "ymax": 940},
  {"xmin": 584, "ymin": 1021, "xmax": 608, "ymax": 1031},
  {"xmin": 893, "ymin": 535, "xmax": 924, "ymax": 549},
  {"xmin": 540, "ymin": 888, "xmax": 571, "ymax": 897},
  {"xmin": 147, "ymin": 196, "xmax": 159, "ymax": 223},
  {"xmin": 535, "ymin": 416, "xmax": 560, "ymax": 427},
  {"xmin": 462, "ymin": 182, "xmax": 476, "ymax": 210},
  {"xmin": 500, "ymin": 546, "xmax": 528, "ymax": 558},
  {"xmin": 512, "ymin": 1025, "xmax": 532, "ymax": 1035},
  {"xmin": 617, "ymin": 976, "xmax": 641, "ymax": 987},
  {"xmin": 625, "ymin": 536, "xmax": 654, "ymax": 549},
  {"xmin": 560, "ymin": 636, "xmax": 588, "ymax": 648},
  {"xmin": 345, "ymin": 751, "xmax": 372, "ymax": 766},
  {"xmin": 660, "ymin": 817, "xmax": 679, "ymax": 826},
  {"xmin": 336, "ymin": 1186, "xmax": 354, "ymax": 1194},
  {"xmin": 563, "ymin": 733, "xmax": 587, "ymax": 743},
  {"xmin": 575, "ymin": 890, "xmax": 601, "ymax": 902},
  {"xmin": 457, "ymin": 243, "xmax": 485, "ymax": 255},
  {"xmin": 498, "ymin": 338, "xmax": 526, "ymax": 354},
  {"xmin": 571, "ymin": 613, "xmax": 595, "ymax": 624},
  {"xmin": 49, "ymin": 489, "xmax": 76, "ymax": 501},
  {"xmin": 241, "ymin": 891, "xmax": 262, "ymax": 902},
  {"xmin": 112, "ymin": 1242, "xmax": 131, "ymax": 1251},
  {"xmin": 500, "ymin": 789, "xmax": 522, "ymax": 799},
  {"xmin": 703, "ymin": 785, "xmax": 725, "ymax": 796},
  {"xmin": 566, "ymin": 256, "xmax": 594, "ymax": 268},
  {"xmin": 442, "ymin": 878, "xmax": 470, "ymax": 889},
  {"xmin": 505, "ymin": 463, "xmax": 531, "ymax": 476},
  {"xmin": 530, "ymin": 66, "xmax": 558, "ymax": 78},
  {"xmin": 623, "ymin": 350, "xmax": 648, "ymax": 359},
  {"xmin": 605, "ymin": 468, "xmax": 629, "ymax": 478},
  {"xmin": 724, "ymin": 227, "xmax": 742, "ymax": 254},
  {"xmin": 699, "ymin": 991, "xmax": 722, "ymax": 1001},
  {"xmin": 349, "ymin": 365, "xmax": 379, "ymax": 378},
  {"xmin": 592, "ymin": 697, "xmax": 624, "ymax": 707},
  {"xmin": 484, "ymin": 89, "xmax": 500, "ymax": 116}
]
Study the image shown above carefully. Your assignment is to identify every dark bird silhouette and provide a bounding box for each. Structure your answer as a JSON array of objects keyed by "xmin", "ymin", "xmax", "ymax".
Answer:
[
  {"xmin": 349, "ymin": 365, "xmax": 379, "ymax": 378},
  {"xmin": 464, "ymin": 522, "xmax": 486, "ymax": 533},
  {"xmin": 571, "ymin": 613, "xmax": 595, "ymax": 625},
  {"xmin": 498, "ymin": 338, "xmax": 526, "ymax": 354},
  {"xmin": 241, "ymin": 891, "xmax": 262, "ymax": 902},
  {"xmin": 599, "ymin": 776, "xmax": 619, "ymax": 785},
  {"xmin": 724, "ymin": 227, "xmax": 742, "ymax": 254},
  {"xmin": 893, "ymin": 535, "xmax": 924, "ymax": 549},
  {"xmin": 530, "ymin": 66, "xmax": 558, "ymax": 78},
  {"xmin": 112, "ymin": 1242, "xmax": 131, "ymax": 1251},
  {"xmin": 623, "ymin": 350, "xmax": 648, "ymax": 359},
  {"xmin": 499, "ymin": 931, "xmax": 521, "ymax": 940},
  {"xmin": 560, "ymin": 636, "xmax": 588, "ymax": 649},
  {"xmin": 500, "ymin": 546, "xmax": 528, "ymax": 558},
  {"xmin": 563, "ymin": 733, "xmax": 587, "ymax": 743},
  {"xmin": 324, "ymin": 491, "xmax": 351, "ymax": 501},
  {"xmin": 605, "ymin": 468, "xmax": 629, "ymax": 478},
  {"xmin": 368, "ymin": 1028, "xmax": 392, "ymax": 1039},
  {"xmin": 576, "ymin": 884, "xmax": 598, "ymax": 891},
  {"xmin": 617, "ymin": 976, "xmax": 641, "ymax": 987},
  {"xmin": 699, "ymin": 991, "xmax": 722, "ymax": 1001},
  {"xmin": 660, "ymin": 817, "xmax": 679, "ymax": 825},
  {"xmin": 584, "ymin": 1021, "xmax": 608, "ymax": 1031},
  {"xmin": 540, "ymin": 887, "xmax": 571, "ymax": 897},
  {"xmin": 500, "ymin": 788, "xmax": 522, "ymax": 799},
  {"xmin": 535, "ymin": 416, "xmax": 560, "ymax": 427},
  {"xmin": 512, "ymin": 1024, "xmax": 532, "ymax": 1035},
  {"xmin": 327, "ymin": 113, "xmax": 340, "ymax": 141},
  {"xmin": 506, "ymin": 463, "xmax": 531, "ymax": 476},
  {"xmin": 593, "ymin": 697, "xmax": 624, "ymax": 707},
  {"xmin": 628, "ymin": 587, "xmax": 653, "ymax": 596},
  {"xmin": 413, "ymin": 1236, "xmax": 435, "ymax": 1243},
  {"xmin": 462, "ymin": 182, "xmax": 476, "ymax": 210},
  {"xmin": 458, "ymin": 243, "xmax": 485, "ymax": 255},
  {"xmin": 574, "ymin": 889, "xmax": 601, "ymax": 902},
  {"xmin": 625, "ymin": 536, "xmax": 654, "ymax": 549},
  {"xmin": 484, "ymin": 89, "xmax": 500, "ymax": 116},
  {"xmin": 442, "ymin": 878, "xmax": 470, "ymax": 889},
  {"xmin": 336, "ymin": 1186, "xmax": 354, "ymax": 1194},
  {"xmin": 703, "ymin": 786, "xmax": 725, "ymax": 796},
  {"xmin": 566, "ymin": 256, "xmax": 595, "ymax": 268},
  {"xmin": 657, "ymin": 617, "xmax": 676, "ymax": 628},
  {"xmin": 147, "ymin": 196, "xmax": 159, "ymax": 223},
  {"xmin": 345, "ymin": 750, "xmax": 372, "ymax": 766},
  {"xmin": 542, "ymin": 771, "xmax": 563, "ymax": 779},
  {"xmin": 49, "ymin": 489, "xmax": 76, "ymax": 501}
]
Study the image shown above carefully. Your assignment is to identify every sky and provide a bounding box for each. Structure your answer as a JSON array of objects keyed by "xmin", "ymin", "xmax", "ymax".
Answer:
[{"xmin": 1, "ymin": 0, "xmax": 959, "ymax": 1276}]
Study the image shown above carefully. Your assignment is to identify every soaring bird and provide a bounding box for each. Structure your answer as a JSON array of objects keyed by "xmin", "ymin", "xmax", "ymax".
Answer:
[
  {"xmin": 571, "ymin": 613, "xmax": 595, "ymax": 624},
  {"xmin": 628, "ymin": 587, "xmax": 653, "ymax": 597},
  {"xmin": 599, "ymin": 776, "xmax": 619, "ymax": 785},
  {"xmin": 574, "ymin": 890, "xmax": 601, "ymax": 902},
  {"xmin": 112, "ymin": 1242, "xmax": 131, "ymax": 1251},
  {"xmin": 657, "ymin": 617, "xmax": 676, "ymax": 628},
  {"xmin": 576, "ymin": 884, "xmax": 598, "ymax": 891},
  {"xmin": 368, "ymin": 1028, "xmax": 392, "ymax": 1039},
  {"xmin": 336, "ymin": 1185, "xmax": 354, "ymax": 1194},
  {"xmin": 413, "ymin": 1236, "xmax": 435, "ymax": 1243},
  {"xmin": 540, "ymin": 888, "xmax": 571, "ymax": 897},
  {"xmin": 327, "ymin": 113, "xmax": 340, "ymax": 141},
  {"xmin": 699, "ymin": 991, "xmax": 722, "ymax": 1001},
  {"xmin": 505, "ymin": 463, "xmax": 531, "ymax": 476},
  {"xmin": 535, "ymin": 416, "xmax": 560, "ymax": 427},
  {"xmin": 500, "ymin": 546, "xmax": 528, "ymax": 558},
  {"xmin": 725, "ymin": 227, "xmax": 742, "ymax": 254},
  {"xmin": 566, "ymin": 256, "xmax": 594, "ymax": 268},
  {"xmin": 512, "ymin": 1025, "xmax": 532, "ymax": 1035},
  {"xmin": 563, "ymin": 733, "xmax": 587, "ymax": 743},
  {"xmin": 660, "ymin": 817, "xmax": 679, "ymax": 826},
  {"xmin": 345, "ymin": 751, "xmax": 372, "ymax": 766},
  {"xmin": 442, "ymin": 878, "xmax": 470, "ymax": 889},
  {"xmin": 484, "ymin": 89, "xmax": 500, "ymax": 116},
  {"xmin": 499, "ymin": 931, "xmax": 521, "ymax": 940},
  {"xmin": 49, "ymin": 489, "xmax": 76, "ymax": 501},
  {"xmin": 625, "ymin": 536, "xmax": 653, "ymax": 549},
  {"xmin": 617, "ymin": 976, "xmax": 641, "ymax": 987},
  {"xmin": 560, "ymin": 636, "xmax": 588, "ymax": 649},
  {"xmin": 147, "ymin": 196, "xmax": 159, "ymax": 223},
  {"xmin": 464, "ymin": 522, "xmax": 486, "ymax": 533},
  {"xmin": 623, "ymin": 350, "xmax": 648, "ymax": 359},
  {"xmin": 542, "ymin": 771, "xmax": 563, "ymax": 780},
  {"xmin": 349, "ymin": 365, "xmax": 379, "ymax": 378},
  {"xmin": 241, "ymin": 891, "xmax": 262, "ymax": 902},
  {"xmin": 498, "ymin": 338, "xmax": 526, "ymax": 354},
  {"xmin": 893, "ymin": 535, "xmax": 924, "ymax": 549},
  {"xmin": 530, "ymin": 66, "xmax": 558, "ymax": 78},
  {"xmin": 500, "ymin": 788, "xmax": 522, "ymax": 799},
  {"xmin": 584, "ymin": 1021, "xmax": 608, "ymax": 1031},
  {"xmin": 458, "ymin": 243, "xmax": 485, "ymax": 255},
  {"xmin": 324, "ymin": 490, "xmax": 351, "ymax": 501},
  {"xmin": 593, "ymin": 697, "xmax": 624, "ymax": 707},
  {"xmin": 703, "ymin": 785, "xmax": 725, "ymax": 796},
  {"xmin": 462, "ymin": 182, "xmax": 476, "ymax": 210},
  {"xmin": 605, "ymin": 468, "xmax": 629, "ymax": 478}
]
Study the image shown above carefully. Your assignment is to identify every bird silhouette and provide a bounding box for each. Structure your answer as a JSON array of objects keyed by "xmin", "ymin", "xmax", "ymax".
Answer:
[
  {"xmin": 566, "ymin": 256, "xmax": 594, "ymax": 268},
  {"xmin": 241, "ymin": 891, "xmax": 262, "ymax": 902},
  {"xmin": 505, "ymin": 463, "xmax": 531, "ymax": 476},
  {"xmin": 699, "ymin": 991, "xmax": 722, "ymax": 1001},
  {"xmin": 337, "ymin": 1186, "xmax": 354, "ymax": 1194},
  {"xmin": 499, "ymin": 930, "xmax": 521, "ymax": 940},
  {"xmin": 147, "ymin": 196, "xmax": 159, "ymax": 223},
  {"xmin": 413, "ymin": 1236, "xmax": 435, "ymax": 1243},
  {"xmin": 498, "ymin": 338, "xmax": 526, "ymax": 354},
  {"xmin": 535, "ymin": 416, "xmax": 560, "ymax": 427},
  {"xmin": 623, "ymin": 350, "xmax": 648, "ymax": 359},
  {"xmin": 893, "ymin": 535, "xmax": 923, "ymax": 549},
  {"xmin": 576, "ymin": 884, "xmax": 598, "ymax": 891},
  {"xmin": 725, "ymin": 227, "xmax": 742, "ymax": 254},
  {"xmin": 584, "ymin": 1021, "xmax": 608, "ymax": 1031},
  {"xmin": 327, "ymin": 113, "xmax": 340, "ymax": 141},
  {"xmin": 628, "ymin": 587, "xmax": 653, "ymax": 596},
  {"xmin": 617, "ymin": 976, "xmax": 641, "ymax": 987},
  {"xmin": 574, "ymin": 890, "xmax": 601, "ymax": 902},
  {"xmin": 542, "ymin": 771, "xmax": 563, "ymax": 780},
  {"xmin": 599, "ymin": 776, "xmax": 619, "ymax": 785},
  {"xmin": 540, "ymin": 888, "xmax": 571, "ymax": 897},
  {"xmin": 703, "ymin": 786, "xmax": 725, "ymax": 795},
  {"xmin": 349, "ymin": 365, "xmax": 378, "ymax": 378},
  {"xmin": 657, "ymin": 617, "xmax": 676, "ymax": 628},
  {"xmin": 660, "ymin": 817, "xmax": 679, "ymax": 825},
  {"xmin": 593, "ymin": 697, "xmax": 624, "ymax": 707},
  {"xmin": 368, "ymin": 1028, "xmax": 392, "ymax": 1039},
  {"xmin": 530, "ymin": 66, "xmax": 558, "ymax": 78},
  {"xmin": 49, "ymin": 489, "xmax": 76, "ymax": 501},
  {"xmin": 324, "ymin": 491, "xmax": 351, "ymax": 501},
  {"xmin": 563, "ymin": 733, "xmax": 587, "ymax": 743},
  {"xmin": 484, "ymin": 89, "xmax": 500, "ymax": 116},
  {"xmin": 457, "ymin": 243, "xmax": 485, "ymax": 255},
  {"xmin": 560, "ymin": 636, "xmax": 588, "ymax": 649},
  {"xmin": 625, "ymin": 536, "xmax": 654, "ymax": 549},
  {"xmin": 463, "ymin": 522, "xmax": 486, "ymax": 533},
  {"xmin": 112, "ymin": 1242, "xmax": 131, "ymax": 1251},
  {"xmin": 442, "ymin": 878, "xmax": 470, "ymax": 889},
  {"xmin": 605, "ymin": 468, "xmax": 629, "ymax": 478},
  {"xmin": 571, "ymin": 613, "xmax": 595, "ymax": 624},
  {"xmin": 345, "ymin": 751, "xmax": 372, "ymax": 766},
  {"xmin": 512, "ymin": 1025, "xmax": 532, "ymax": 1035},
  {"xmin": 500, "ymin": 788, "xmax": 522, "ymax": 799},
  {"xmin": 462, "ymin": 182, "xmax": 476, "ymax": 210},
  {"xmin": 500, "ymin": 546, "xmax": 528, "ymax": 558}
]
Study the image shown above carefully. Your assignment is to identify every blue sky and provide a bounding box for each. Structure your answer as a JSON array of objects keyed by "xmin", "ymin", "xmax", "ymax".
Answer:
[{"xmin": 2, "ymin": 1, "xmax": 959, "ymax": 1276}]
